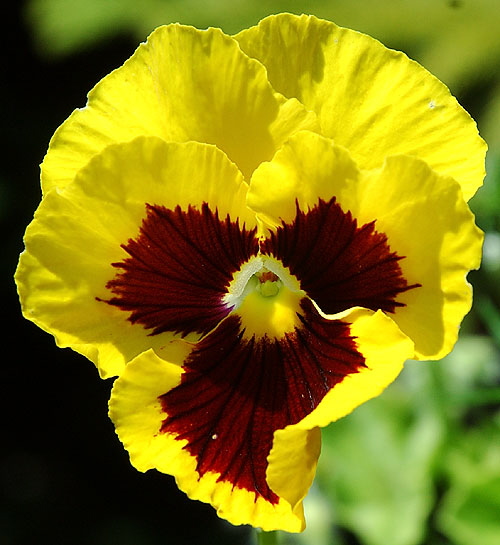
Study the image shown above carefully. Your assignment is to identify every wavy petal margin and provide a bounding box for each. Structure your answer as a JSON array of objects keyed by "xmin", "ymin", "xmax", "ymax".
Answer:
[
  {"xmin": 236, "ymin": 13, "xmax": 487, "ymax": 200},
  {"xmin": 41, "ymin": 23, "xmax": 317, "ymax": 193},
  {"xmin": 248, "ymin": 131, "xmax": 483, "ymax": 360},
  {"xmin": 109, "ymin": 307, "xmax": 412, "ymax": 531},
  {"xmin": 16, "ymin": 137, "xmax": 256, "ymax": 377}
]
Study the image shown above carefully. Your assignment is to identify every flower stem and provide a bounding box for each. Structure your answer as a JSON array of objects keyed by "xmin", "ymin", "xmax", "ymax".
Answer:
[{"xmin": 256, "ymin": 529, "xmax": 279, "ymax": 545}]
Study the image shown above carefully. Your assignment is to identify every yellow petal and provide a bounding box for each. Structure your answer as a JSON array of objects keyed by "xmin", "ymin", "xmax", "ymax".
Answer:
[
  {"xmin": 236, "ymin": 13, "xmax": 486, "ymax": 200},
  {"xmin": 109, "ymin": 349, "xmax": 307, "ymax": 532},
  {"xmin": 248, "ymin": 131, "xmax": 483, "ymax": 360},
  {"xmin": 109, "ymin": 305, "xmax": 412, "ymax": 530},
  {"xmin": 292, "ymin": 307, "xmax": 413, "ymax": 429},
  {"xmin": 109, "ymin": 298, "xmax": 412, "ymax": 532},
  {"xmin": 16, "ymin": 137, "xmax": 255, "ymax": 378},
  {"xmin": 352, "ymin": 155, "xmax": 483, "ymax": 360},
  {"xmin": 247, "ymin": 130, "xmax": 359, "ymax": 228},
  {"xmin": 266, "ymin": 427, "xmax": 321, "ymax": 522},
  {"xmin": 41, "ymin": 23, "xmax": 317, "ymax": 193}
]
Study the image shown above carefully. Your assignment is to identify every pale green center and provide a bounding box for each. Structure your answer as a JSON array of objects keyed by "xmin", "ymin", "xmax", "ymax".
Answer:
[
  {"xmin": 224, "ymin": 256, "xmax": 304, "ymax": 311},
  {"xmin": 256, "ymin": 269, "xmax": 281, "ymax": 298}
]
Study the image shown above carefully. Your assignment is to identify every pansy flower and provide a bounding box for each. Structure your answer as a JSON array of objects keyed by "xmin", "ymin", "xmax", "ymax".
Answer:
[{"xmin": 16, "ymin": 14, "xmax": 484, "ymax": 532}]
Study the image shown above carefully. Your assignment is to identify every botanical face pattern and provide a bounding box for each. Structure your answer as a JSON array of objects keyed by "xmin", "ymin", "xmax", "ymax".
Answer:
[{"xmin": 16, "ymin": 13, "xmax": 485, "ymax": 532}]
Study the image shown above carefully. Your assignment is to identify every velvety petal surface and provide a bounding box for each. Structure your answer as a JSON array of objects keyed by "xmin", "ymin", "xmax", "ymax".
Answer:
[
  {"xmin": 248, "ymin": 131, "xmax": 483, "ymax": 360},
  {"xmin": 236, "ymin": 13, "xmax": 486, "ymax": 200},
  {"xmin": 16, "ymin": 137, "xmax": 257, "ymax": 378},
  {"xmin": 41, "ymin": 23, "xmax": 318, "ymax": 193},
  {"xmin": 260, "ymin": 196, "xmax": 417, "ymax": 317},
  {"xmin": 109, "ymin": 303, "xmax": 412, "ymax": 531},
  {"xmin": 109, "ymin": 348, "xmax": 309, "ymax": 532}
]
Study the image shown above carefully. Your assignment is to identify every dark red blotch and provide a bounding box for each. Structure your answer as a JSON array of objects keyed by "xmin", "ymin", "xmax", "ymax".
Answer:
[
  {"xmin": 261, "ymin": 198, "xmax": 420, "ymax": 315},
  {"xmin": 103, "ymin": 203, "xmax": 259, "ymax": 337},
  {"xmin": 103, "ymin": 197, "xmax": 418, "ymax": 503},
  {"xmin": 159, "ymin": 298, "xmax": 365, "ymax": 504}
]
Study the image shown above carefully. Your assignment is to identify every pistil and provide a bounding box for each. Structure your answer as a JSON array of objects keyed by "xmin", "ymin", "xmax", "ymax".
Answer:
[{"xmin": 255, "ymin": 269, "xmax": 281, "ymax": 297}]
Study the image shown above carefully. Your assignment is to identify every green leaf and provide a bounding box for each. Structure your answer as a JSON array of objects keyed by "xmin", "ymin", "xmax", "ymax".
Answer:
[{"xmin": 437, "ymin": 416, "xmax": 500, "ymax": 545}]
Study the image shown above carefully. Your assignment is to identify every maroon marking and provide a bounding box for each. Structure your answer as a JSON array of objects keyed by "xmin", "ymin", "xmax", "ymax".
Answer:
[
  {"xmin": 158, "ymin": 298, "xmax": 365, "ymax": 503},
  {"xmin": 261, "ymin": 198, "xmax": 420, "ymax": 315},
  {"xmin": 103, "ymin": 203, "xmax": 259, "ymax": 336}
]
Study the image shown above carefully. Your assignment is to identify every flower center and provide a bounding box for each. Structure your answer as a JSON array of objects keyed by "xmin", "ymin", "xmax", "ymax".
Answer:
[
  {"xmin": 224, "ymin": 256, "xmax": 305, "ymax": 339},
  {"xmin": 255, "ymin": 269, "xmax": 281, "ymax": 297}
]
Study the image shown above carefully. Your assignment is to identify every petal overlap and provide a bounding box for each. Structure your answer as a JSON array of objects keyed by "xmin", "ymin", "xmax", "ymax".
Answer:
[
  {"xmin": 41, "ymin": 23, "xmax": 318, "ymax": 193},
  {"xmin": 110, "ymin": 303, "xmax": 412, "ymax": 531},
  {"xmin": 249, "ymin": 131, "xmax": 483, "ymax": 360},
  {"xmin": 236, "ymin": 13, "xmax": 486, "ymax": 200},
  {"xmin": 16, "ymin": 13, "xmax": 485, "ymax": 533}
]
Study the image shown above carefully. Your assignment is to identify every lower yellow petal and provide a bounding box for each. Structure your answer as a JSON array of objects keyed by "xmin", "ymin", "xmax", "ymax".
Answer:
[
  {"xmin": 266, "ymin": 427, "xmax": 321, "ymax": 520},
  {"xmin": 110, "ymin": 348, "xmax": 306, "ymax": 532},
  {"xmin": 294, "ymin": 307, "xmax": 413, "ymax": 430},
  {"xmin": 109, "ymin": 300, "xmax": 413, "ymax": 531}
]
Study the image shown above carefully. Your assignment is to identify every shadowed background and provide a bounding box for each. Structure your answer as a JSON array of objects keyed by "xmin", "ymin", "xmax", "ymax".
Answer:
[{"xmin": 3, "ymin": 1, "xmax": 500, "ymax": 544}]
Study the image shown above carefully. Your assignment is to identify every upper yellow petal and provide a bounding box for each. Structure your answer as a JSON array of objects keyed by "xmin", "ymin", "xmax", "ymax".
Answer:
[
  {"xmin": 236, "ymin": 13, "xmax": 486, "ymax": 200},
  {"xmin": 41, "ymin": 23, "xmax": 318, "ymax": 193}
]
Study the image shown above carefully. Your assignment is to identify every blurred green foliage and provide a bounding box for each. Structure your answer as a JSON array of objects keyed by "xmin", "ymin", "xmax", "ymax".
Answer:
[
  {"xmin": 288, "ymin": 333, "xmax": 500, "ymax": 545},
  {"xmin": 23, "ymin": 1, "xmax": 500, "ymax": 544}
]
